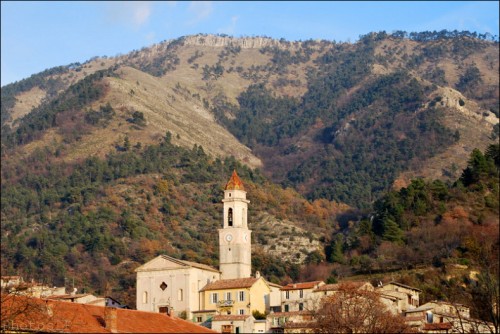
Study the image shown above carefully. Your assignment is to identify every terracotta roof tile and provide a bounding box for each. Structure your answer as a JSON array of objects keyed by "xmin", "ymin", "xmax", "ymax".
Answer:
[
  {"xmin": 200, "ymin": 277, "xmax": 258, "ymax": 291},
  {"xmin": 1, "ymin": 294, "xmax": 216, "ymax": 333},
  {"xmin": 423, "ymin": 322, "xmax": 453, "ymax": 330},
  {"xmin": 281, "ymin": 281, "xmax": 323, "ymax": 291},
  {"xmin": 313, "ymin": 281, "xmax": 369, "ymax": 292},
  {"xmin": 225, "ymin": 171, "xmax": 245, "ymax": 191}
]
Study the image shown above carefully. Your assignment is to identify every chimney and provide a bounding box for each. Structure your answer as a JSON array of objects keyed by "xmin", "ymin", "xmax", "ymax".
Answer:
[
  {"xmin": 167, "ymin": 306, "xmax": 175, "ymax": 318},
  {"xmin": 104, "ymin": 307, "xmax": 118, "ymax": 333}
]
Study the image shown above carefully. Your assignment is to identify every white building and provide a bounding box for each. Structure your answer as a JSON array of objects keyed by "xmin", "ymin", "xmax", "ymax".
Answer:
[{"xmin": 135, "ymin": 254, "xmax": 220, "ymax": 318}]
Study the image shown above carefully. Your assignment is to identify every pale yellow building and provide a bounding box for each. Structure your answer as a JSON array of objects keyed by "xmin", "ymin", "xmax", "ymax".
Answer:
[{"xmin": 200, "ymin": 276, "xmax": 271, "ymax": 316}]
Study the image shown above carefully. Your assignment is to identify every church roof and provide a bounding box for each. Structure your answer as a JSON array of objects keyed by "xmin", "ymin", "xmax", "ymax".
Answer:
[
  {"xmin": 200, "ymin": 277, "xmax": 259, "ymax": 291},
  {"xmin": 225, "ymin": 170, "xmax": 245, "ymax": 191},
  {"xmin": 135, "ymin": 255, "xmax": 220, "ymax": 273},
  {"xmin": 175, "ymin": 257, "xmax": 221, "ymax": 273}
]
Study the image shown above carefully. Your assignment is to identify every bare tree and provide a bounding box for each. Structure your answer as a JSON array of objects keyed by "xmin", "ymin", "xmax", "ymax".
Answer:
[{"xmin": 314, "ymin": 282, "xmax": 415, "ymax": 333}]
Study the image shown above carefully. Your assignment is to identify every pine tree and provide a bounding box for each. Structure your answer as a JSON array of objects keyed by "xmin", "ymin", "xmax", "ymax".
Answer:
[{"xmin": 382, "ymin": 217, "xmax": 404, "ymax": 243}]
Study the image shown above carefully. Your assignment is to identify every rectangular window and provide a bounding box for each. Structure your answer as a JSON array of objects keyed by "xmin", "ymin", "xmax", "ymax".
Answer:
[
  {"xmin": 299, "ymin": 303, "xmax": 304, "ymax": 311},
  {"xmin": 239, "ymin": 309, "xmax": 245, "ymax": 315},
  {"xmin": 196, "ymin": 316, "xmax": 203, "ymax": 322},
  {"xmin": 226, "ymin": 292, "xmax": 232, "ymax": 301},
  {"xmin": 284, "ymin": 304, "xmax": 289, "ymax": 312},
  {"xmin": 299, "ymin": 290, "xmax": 304, "ymax": 298},
  {"xmin": 285, "ymin": 291, "xmax": 290, "ymax": 299},
  {"xmin": 178, "ymin": 289, "xmax": 183, "ymax": 301},
  {"xmin": 211, "ymin": 293, "xmax": 218, "ymax": 304},
  {"xmin": 239, "ymin": 291, "xmax": 245, "ymax": 302}
]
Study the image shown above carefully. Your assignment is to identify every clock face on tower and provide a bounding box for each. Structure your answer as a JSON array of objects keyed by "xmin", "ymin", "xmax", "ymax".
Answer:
[{"xmin": 225, "ymin": 233, "xmax": 233, "ymax": 242}]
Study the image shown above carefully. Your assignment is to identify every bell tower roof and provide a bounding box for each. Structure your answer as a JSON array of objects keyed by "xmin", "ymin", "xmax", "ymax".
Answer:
[{"xmin": 225, "ymin": 170, "xmax": 245, "ymax": 191}]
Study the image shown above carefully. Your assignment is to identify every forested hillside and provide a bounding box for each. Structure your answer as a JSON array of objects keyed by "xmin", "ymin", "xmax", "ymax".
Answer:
[{"xmin": 1, "ymin": 31, "xmax": 498, "ymax": 312}]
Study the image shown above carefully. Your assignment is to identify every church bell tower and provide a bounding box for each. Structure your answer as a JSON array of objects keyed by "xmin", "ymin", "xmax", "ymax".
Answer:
[{"xmin": 219, "ymin": 171, "xmax": 252, "ymax": 279}]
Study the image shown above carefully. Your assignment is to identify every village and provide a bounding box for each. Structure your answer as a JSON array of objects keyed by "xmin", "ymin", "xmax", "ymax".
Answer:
[{"xmin": 1, "ymin": 171, "xmax": 494, "ymax": 333}]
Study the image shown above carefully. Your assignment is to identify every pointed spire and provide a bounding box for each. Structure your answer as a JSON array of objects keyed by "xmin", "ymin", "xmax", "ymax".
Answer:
[{"xmin": 225, "ymin": 170, "xmax": 245, "ymax": 191}]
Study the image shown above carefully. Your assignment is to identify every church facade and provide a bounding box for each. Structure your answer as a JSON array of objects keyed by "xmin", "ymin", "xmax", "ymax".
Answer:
[{"xmin": 135, "ymin": 171, "xmax": 262, "ymax": 321}]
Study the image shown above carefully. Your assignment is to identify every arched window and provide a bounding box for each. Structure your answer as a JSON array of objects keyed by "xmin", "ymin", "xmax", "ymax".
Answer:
[
  {"xmin": 142, "ymin": 291, "xmax": 148, "ymax": 304},
  {"xmin": 228, "ymin": 208, "xmax": 233, "ymax": 226}
]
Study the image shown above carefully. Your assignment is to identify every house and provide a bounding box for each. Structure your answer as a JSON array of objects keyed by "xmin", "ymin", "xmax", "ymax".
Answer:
[
  {"xmin": 211, "ymin": 314, "xmax": 254, "ymax": 334},
  {"xmin": 267, "ymin": 311, "xmax": 315, "ymax": 333},
  {"xmin": 280, "ymin": 281, "xmax": 325, "ymax": 312},
  {"xmin": 378, "ymin": 281, "xmax": 421, "ymax": 312},
  {"xmin": 313, "ymin": 281, "xmax": 374, "ymax": 297},
  {"xmin": 268, "ymin": 281, "xmax": 283, "ymax": 313},
  {"xmin": 1, "ymin": 276, "xmax": 66, "ymax": 299},
  {"xmin": 0, "ymin": 276, "xmax": 23, "ymax": 289},
  {"xmin": 1, "ymin": 294, "xmax": 217, "ymax": 333},
  {"xmin": 105, "ymin": 296, "xmax": 129, "ymax": 308},
  {"xmin": 47, "ymin": 292, "xmax": 106, "ymax": 306},
  {"xmin": 404, "ymin": 300, "xmax": 494, "ymax": 333},
  {"xmin": 199, "ymin": 275, "xmax": 271, "ymax": 317}
]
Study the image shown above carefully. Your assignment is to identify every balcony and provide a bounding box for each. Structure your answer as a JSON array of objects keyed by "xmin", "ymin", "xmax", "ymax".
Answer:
[{"xmin": 217, "ymin": 300, "xmax": 235, "ymax": 308}]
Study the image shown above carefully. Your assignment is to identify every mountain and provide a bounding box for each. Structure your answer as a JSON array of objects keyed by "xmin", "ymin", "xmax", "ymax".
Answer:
[
  {"xmin": 1, "ymin": 31, "xmax": 498, "ymax": 309},
  {"xmin": 2, "ymin": 32, "xmax": 498, "ymax": 206}
]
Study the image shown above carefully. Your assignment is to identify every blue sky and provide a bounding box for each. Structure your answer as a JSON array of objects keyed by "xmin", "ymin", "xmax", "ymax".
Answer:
[{"xmin": 1, "ymin": 1, "xmax": 499, "ymax": 86}]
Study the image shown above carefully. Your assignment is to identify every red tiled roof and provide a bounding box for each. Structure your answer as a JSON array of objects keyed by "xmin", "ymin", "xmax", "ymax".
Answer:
[
  {"xmin": 281, "ymin": 281, "xmax": 323, "ymax": 291},
  {"xmin": 1, "ymin": 294, "xmax": 216, "ymax": 333},
  {"xmin": 313, "ymin": 281, "xmax": 374, "ymax": 293},
  {"xmin": 213, "ymin": 315, "xmax": 250, "ymax": 321},
  {"xmin": 225, "ymin": 170, "xmax": 245, "ymax": 191},
  {"xmin": 423, "ymin": 322, "xmax": 453, "ymax": 331},
  {"xmin": 200, "ymin": 277, "xmax": 258, "ymax": 291}
]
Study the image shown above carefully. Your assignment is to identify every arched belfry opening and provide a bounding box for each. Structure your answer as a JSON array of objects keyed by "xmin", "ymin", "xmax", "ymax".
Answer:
[{"xmin": 228, "ymin": 208, "xmax": 233, "ymax": 227}]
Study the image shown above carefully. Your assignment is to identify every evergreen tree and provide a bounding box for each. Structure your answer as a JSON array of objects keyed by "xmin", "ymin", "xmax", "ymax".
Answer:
[{"xmin": 382, "ymin": 216, "xmax": 404, "ymax": 243}]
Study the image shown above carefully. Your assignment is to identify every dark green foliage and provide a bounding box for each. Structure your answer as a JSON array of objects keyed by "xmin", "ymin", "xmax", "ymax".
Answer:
[
  {"xmin": 456, "ymin": 65, "xmax": 483, "ymax": 94},
  {"xmin": 84, "ymin": 103, "xmax": 115, "ymax": 126},
  {"xmin": 127, "ymin": 110, "xmax": 146, "ymax": 126},
  {"xmin": 459, "ymin": 148, "xmax": 498, "ymax": 187}
]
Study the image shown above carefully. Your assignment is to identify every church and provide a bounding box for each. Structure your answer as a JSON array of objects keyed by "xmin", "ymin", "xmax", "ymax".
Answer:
[{"xmin": 135, "ymin": 171, "xmax": 279, "ymax": 332}]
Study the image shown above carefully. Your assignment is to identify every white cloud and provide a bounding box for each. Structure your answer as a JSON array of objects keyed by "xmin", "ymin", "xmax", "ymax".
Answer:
[
  {"xmin": 132, "ymin": 2, "xmax": 152, "ymax": 27},
  {"xmin": 106, "ymin": 1, "xmax": 152, "ymax": 29},
  {"xmin": 187, "ymin": 1, "xmax": 213, "ymax": 26}
]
